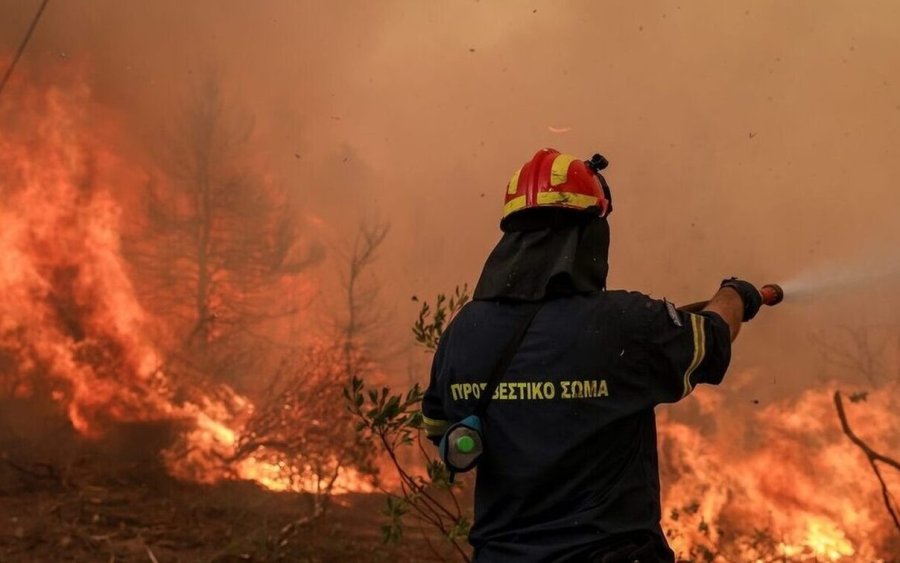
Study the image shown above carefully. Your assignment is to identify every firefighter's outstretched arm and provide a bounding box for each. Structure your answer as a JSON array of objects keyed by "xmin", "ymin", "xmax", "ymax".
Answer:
[
  {"xmin": 701, "ymin": 287, "xmax": 744, "ymax": 341},
  {"xmin": 701, "ymin": 278, "xmax": 763, "ymax": 342}
]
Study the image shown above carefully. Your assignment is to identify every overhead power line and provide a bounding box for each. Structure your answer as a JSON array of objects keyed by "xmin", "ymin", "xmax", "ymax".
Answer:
[{"xmin": 0, "ymin": 0, "xmax": 51, "ymax": 98}]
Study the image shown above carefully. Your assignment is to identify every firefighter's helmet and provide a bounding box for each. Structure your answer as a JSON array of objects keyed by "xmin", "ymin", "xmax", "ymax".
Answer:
[{"xmin": 502, "ymin": 148, "xmax": 612, "ymax": 226}]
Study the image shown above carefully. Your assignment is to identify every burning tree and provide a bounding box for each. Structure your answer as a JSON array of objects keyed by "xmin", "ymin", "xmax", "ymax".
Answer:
[
  {"xmin": 139, "ymin": 82, "xmax": 393, "ymax": 520},
  {"xmin": 125, "ymin": 74, "xmax": 323, "ymax": 389}
]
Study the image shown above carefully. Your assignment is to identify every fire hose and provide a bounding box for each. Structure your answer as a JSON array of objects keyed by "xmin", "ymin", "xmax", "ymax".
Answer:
[{"xmin": 679, "ymin": 283, "xmax": 784, "ymax": 313}]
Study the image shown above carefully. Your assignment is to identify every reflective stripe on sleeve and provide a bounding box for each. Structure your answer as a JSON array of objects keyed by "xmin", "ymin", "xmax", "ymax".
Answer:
[
  {"xmin": 422, "ymin": 414, "xmax": 449, "ymax": 438},
  {"xmin": 681, "ymin": 314, "xmax": 707, "ymax": 397}
]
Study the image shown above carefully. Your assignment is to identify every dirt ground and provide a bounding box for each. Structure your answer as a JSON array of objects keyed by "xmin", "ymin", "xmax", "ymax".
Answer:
[{"xmin": 0, "ymin": 405, "xmax": 464, "ymax": 563}]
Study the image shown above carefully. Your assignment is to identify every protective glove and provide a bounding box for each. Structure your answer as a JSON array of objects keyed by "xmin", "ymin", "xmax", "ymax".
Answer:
[{"xmin": 720, "ymin": 278, "xmax": 763, "ymax": 321}]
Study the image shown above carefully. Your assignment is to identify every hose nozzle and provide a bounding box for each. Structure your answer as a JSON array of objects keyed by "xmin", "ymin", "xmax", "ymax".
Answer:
[{"xmin": 760, "ymin": 284, "xmax": 784, "ymax": 307}]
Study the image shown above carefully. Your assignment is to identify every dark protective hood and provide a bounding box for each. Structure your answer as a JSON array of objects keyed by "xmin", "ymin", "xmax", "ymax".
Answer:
[{"xmin": 474, "ymin": 208, "xmax": 610, "ymax": 302}]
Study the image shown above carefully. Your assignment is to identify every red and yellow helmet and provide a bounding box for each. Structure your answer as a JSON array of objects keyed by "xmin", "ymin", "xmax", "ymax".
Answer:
[{"xmin": 503, "ymin": 148, "xmax": 611, "ymax": 223}]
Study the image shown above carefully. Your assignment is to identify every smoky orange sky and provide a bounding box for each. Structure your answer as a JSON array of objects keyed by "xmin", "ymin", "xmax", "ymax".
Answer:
[{"xmin": 2, "ymin": 0, "xmax": 899, "ymax": 395}]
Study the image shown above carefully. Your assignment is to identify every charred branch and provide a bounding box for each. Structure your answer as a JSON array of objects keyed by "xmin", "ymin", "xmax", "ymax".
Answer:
[{"xmin": 833, "ymin": 391, "xmax": 900, "ymax": 533}]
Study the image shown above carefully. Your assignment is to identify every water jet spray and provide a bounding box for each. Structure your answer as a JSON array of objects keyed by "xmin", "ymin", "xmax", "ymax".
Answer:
[{"xmin": 778, "ymin": 257, "xmax": 900, "ymax": 300}]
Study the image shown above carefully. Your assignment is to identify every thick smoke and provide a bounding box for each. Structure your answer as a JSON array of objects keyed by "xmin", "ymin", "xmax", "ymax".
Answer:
[
  {"xmin": 2, "ymin": 0, "xmax": 899, "ymax": 555},
  {"xmin": 4, "ymin": 1, "xmax": 899, "ymax": 346}
]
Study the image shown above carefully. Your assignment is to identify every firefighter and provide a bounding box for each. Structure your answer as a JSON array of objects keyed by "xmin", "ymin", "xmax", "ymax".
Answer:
[{"xmin": 422, "ymin": 148, "xmax": 763, "ymax": 562}]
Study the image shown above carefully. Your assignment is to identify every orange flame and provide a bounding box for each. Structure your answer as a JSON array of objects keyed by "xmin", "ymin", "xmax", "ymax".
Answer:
[
  {"xmin": 0, "ymin": 63, "xmax": 371, "ymax": 495},
  {"xmin": 659, "ymin": 380, "xmax": 898, "ymax": 560}
]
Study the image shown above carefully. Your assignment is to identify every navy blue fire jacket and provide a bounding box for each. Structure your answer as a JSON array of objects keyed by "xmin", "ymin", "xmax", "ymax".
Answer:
[{"xmin": 422, "ymin": 291, "xmax": 731, "ymax": 563}]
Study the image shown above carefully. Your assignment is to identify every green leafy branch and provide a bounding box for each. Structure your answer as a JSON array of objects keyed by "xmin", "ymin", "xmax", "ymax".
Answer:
[
  {"xmin": 345, "ymin": 286, "xmax": 472, "ymax": 562},
  {"xmin": 412, "ymin": 285, "xmax": 469, "ymax": 352}
]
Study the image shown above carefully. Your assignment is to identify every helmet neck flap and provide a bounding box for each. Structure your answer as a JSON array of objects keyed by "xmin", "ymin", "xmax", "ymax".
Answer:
[{"xmin": 473, "ymin": 208, "xmax": 610, "ymax": 302}]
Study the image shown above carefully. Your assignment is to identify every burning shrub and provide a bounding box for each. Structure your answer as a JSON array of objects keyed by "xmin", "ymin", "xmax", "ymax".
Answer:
[{"xmin": 231, "ymin": 342, "xmax": 378, "ymax": 503}]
